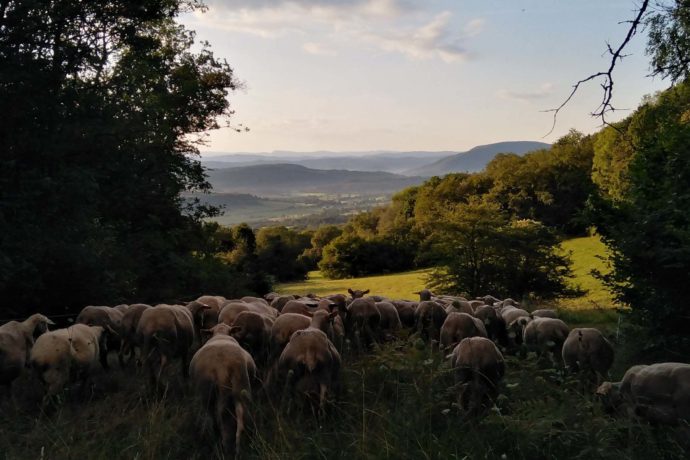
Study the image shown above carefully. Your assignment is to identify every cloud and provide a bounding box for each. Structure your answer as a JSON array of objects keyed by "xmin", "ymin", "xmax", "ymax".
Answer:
[
  {"xmin": 496, "ymin": 83, "xmax": 555, "ymax": 102},
  {"xmin": 303, "ymin": 42, "xmax": 337, "ymax": 56},
  {"xmin": 188, "ymin": 1, "xmax": 482, "ymax": 63}
]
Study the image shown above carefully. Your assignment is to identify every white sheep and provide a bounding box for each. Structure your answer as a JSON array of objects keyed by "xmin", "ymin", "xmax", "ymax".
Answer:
[{"xmin": 0, "ymin": 314, "xmax": 54, "ymax": 393}]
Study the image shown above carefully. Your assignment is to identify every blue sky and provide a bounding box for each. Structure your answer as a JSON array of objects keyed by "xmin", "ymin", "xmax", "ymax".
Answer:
[{"xmin": 180, "ymin": 1, "xmax": 667, "ymax": 154}]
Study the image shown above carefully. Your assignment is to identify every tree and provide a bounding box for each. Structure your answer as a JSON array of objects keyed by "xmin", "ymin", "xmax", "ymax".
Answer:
[
  {"xmin": 590, "ymin": 81, "xmax": 690, "ymax": 356},
  {"xmin": 426, "ymin": 201, "xmax": 577, "ymax": 300},
  {"xmin": 256, "ymin": 226, "xmax": 311, "ymax": 282},
  {"xmin": 299, "ymin": 224, "xmax": 343, "ymax": 269},
  {"xmin": 0, "ymin": 1, "xmax": 249, "ymax": 315}
]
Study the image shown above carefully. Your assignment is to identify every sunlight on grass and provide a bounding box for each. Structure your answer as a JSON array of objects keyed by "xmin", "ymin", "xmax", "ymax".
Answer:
[
  {"xmin": 558, "ymin": 235, "xmax": 616, "ymax": 310},
  {"xmin": 277, "ymin": 269, "xmax": 432, "ymax": 299}
]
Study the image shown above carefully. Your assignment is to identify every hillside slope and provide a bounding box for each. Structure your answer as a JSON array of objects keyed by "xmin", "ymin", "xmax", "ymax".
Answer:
[{"xmin": 405, "ymin": 141, "xmax": 550, "ymax": 176}]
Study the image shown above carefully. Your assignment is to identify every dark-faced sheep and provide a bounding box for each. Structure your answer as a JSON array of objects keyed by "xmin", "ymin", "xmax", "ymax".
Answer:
[
  {"xmin": 596, "ymin": 362, "xmax": 690, "ymax": 425},
  {"xmin": 449, "ymin": 337, "xmax": 505, "ymax": 416},
  {"xmin": 562, "ymin": 328, "xmax": 614, "ymax": 382},
  {"xmin": 189, "ymin": 323, "xmax": 257, "ymax": 457},
  {"xmin": 277, "ymin": 310, "xmax": 341, "ymax": 415},
  {"xmin": 0, "ymin": 314, "xmax": 54, "ymax": 393},
  {"xmin": 440, "ymin": 312, "xmax": 488, "ymax": 351},
  {"xmin": 473, "ymin": 305, "xmax": 508, "ymax": 347}
]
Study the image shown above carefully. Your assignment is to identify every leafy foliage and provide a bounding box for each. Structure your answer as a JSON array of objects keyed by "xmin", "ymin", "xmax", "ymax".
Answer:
[
  {"xmin": 590, "ymin": 81, "xmax": 690, "ymax": 356},
  {"xmin": 0, "ymin": 0, "xmax": 261, "ymax": 315}
]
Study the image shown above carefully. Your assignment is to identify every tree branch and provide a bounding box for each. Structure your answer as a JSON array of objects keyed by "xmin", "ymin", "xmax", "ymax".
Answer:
[{"xmin": 543, "ymin": 0, "xmax": 651, "ymax": 136}]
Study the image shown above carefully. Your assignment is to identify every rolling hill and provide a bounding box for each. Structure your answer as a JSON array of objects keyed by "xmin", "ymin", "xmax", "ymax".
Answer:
[
  {"xmin": 404, "ymin": 141, "xmax": 550, "ymax": 176},
  {"xmin": 205, "ymin": 163, "xmax": 426, "ymax": 196}
]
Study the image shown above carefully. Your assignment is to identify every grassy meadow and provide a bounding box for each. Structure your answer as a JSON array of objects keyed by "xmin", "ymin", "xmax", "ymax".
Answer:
[{"xmin": 2, "ymin": 235, "xmax": 685, "ymax": 460}]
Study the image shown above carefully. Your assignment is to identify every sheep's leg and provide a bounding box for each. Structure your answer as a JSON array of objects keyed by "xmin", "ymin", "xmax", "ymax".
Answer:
[
  {"xmin": 318, "ymin": 382, "xmax": 328, "ymax": 416},
  {"xmin": 234, "ymin": 400, "xmax": 245, "ymax": 459}
]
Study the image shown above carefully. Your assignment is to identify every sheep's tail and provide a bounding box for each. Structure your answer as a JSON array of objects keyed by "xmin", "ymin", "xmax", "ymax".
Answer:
[{"xmin": 304, "ymin": 349, "xmax": 319, "ymax": 372}]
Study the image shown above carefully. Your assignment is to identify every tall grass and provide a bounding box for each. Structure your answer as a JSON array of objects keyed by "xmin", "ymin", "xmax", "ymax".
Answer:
[{"xmin": 1, "ymin": 339, "xmax": 686, "ymax": 459}]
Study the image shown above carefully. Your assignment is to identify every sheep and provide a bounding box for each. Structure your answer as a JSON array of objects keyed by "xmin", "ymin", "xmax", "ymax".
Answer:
[
  {"xmin": 531, "ymin": 309, "xmax": 558, "ymax": 319},
  {"xmin": 477, "ymin": 295, "xmax": 500, "ymax": 305},
  {"xmin": 523, "ymin": 317, "xmax": 570, "ymax": 365},
  {"xmin": 414, "ymin": 300, "xmax": 448, "ymax": 344},
  {"xmin": 189, "ymin": 323, "xmax": 257, "ymax": 457},
  {"xmin": 76, "ymin": 305, "xmax": 125, "ymax": 365},
  {"xmin": 392, "ymin": 300, "xmax": 417, "ymax": 328},
  {"xmin": 596, "ymin": 362, "xmax": 690, "ymax": 425},
  {"xmin": 347, "ymin": 288, "xmax": 369, "ymax": 300},
  {"xmin": 345, "ymin": 297, "xmax": 381, "ymax": 350},
  {"xmin": 501, "ymin": 307, "xmax": 532, "ymax": 347},
  {"xmin": 277, "ymin": 310, "xmax": 341, "ymax": 415},
  {"xmin": 118, "ymin": 303, "xmax": 152, "ymax": 366},
  {"xmin": 270, "ymin": 295, "xmax": 296, "ymax": 312},
  {"xmin": 240, "ymin": 296, "xmax": 269, "ymax": 306},
  {"xmin": 30, "ymin": 324, "xmax": 109, "ymax": 399},
  {"xmin": 415, "ymin": 289, "xmax": 432, "ymax": 301},
  {"xmin": 444, "ymin": 300, "xmax": 475, "ymax": 315},
  {"xmin": 562, "ymin": 328, "xmax": 614, "ymax": 382},
  {"xmin": 0, "ymin": 314, "xmax": 54, "ymax": 393},
  {"xmin": 187, "ymin": 295, "xmax": 226, "ymax": 330},
  {"xmin": 227, "ymin": 311, "xmax": 274, "ymax": 367},
  {"xmin": 136, "ymin": 304, "xmax": 196, "ymax": 388},
  {"xmin": 270, "ymin": 313, "xmax": 312, "ymax": 360},
  {"xmin": 440, "ymin": 312, "xmax": 488, "ymax": 350},
  {"xmin": 375, "ymin": 301, "xmax": 402, "ymax": 337},
  {"xmin": 473, "ymin": 305, "xmax": 508, "ymax": 347},
  {"xmin": 219, "ymin": 301, "xmax": 279, "ymax": 326},
  {"xmin": 281, "ymin": 299, "xmax": 319, "ymax": 316},
  {"xmin": 449, "ymin": 336, "xmax": 505, "ymax": 416}
]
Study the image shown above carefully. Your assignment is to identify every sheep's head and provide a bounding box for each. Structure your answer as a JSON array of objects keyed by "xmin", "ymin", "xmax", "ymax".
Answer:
[
  {"xmin": 348, "ymin": 288, "xmax": 369, "ymax": 299},
  {"xmin": 596, "ymin": 381, "xmax": 623, "ymax": 413},
  {"xmin": 414, "ymin": 289, "xmax": 432, "ymax": 301}
]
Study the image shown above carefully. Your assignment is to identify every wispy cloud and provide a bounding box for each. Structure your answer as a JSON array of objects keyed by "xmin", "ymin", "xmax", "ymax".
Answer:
[
  {"xmin": 496, "ymin": 83, "xmax": 555, "ymax": 102},
  {"xmin": 189, "ymin": 1, "xmax": 483, "ymax": 63},
  {"xmin": 303, "ymin": 42, "xmax": 337, "ymax": 56}
]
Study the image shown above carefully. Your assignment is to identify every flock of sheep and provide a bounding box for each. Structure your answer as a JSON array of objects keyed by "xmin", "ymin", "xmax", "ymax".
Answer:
[{"xmin": 1, "ymin": 288, "xmax": 689, "ymax": 458}]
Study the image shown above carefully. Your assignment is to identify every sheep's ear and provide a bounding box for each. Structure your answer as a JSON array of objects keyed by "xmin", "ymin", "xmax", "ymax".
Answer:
[
  {"xmin": 363, "ymin": 289, "xmax": 370, "ymax": 295},
  {"xmin": 228, "ymin": 326, "xmax": 242, "ymax": 335},
  {"xmin": 348, "ymin": 288, "xmax": 354, "ymax": 295},
  {"xmin": 105, "ymin": 325, "xmax": 119, "ymax": 337},
  {"xmin": 45, "ymin": 317, "xmax": 56, "ymax": 325},
  {"xmin": 328, "ymin": 310, "xmax": 338, "ymax": 320}
]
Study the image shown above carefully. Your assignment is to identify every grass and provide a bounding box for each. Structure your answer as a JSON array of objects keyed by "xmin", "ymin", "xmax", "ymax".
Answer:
[
  {"xmin": 557, "ymin": 234, "xmax": 616, "ymax": 310},
  {"xmin": 1, "ymin": 339, "xmax": 686, "ymax": 459},
  {"xmin": 277, "ymin": 269, "xmax": 433, "ymax": 300}
]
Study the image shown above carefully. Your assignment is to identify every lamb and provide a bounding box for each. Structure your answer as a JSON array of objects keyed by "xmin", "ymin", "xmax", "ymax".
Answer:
[
  {"xmin": 449, "ymin": 336, "xmax": 505, "ymax": 416},
  {"xmin": 189, "ymin": 323, "xmax": 257, "ymax": 457},
  {"xmin": 414, "ymin": 300, "xmax": 448, "ymax": 343},
  {"xmin": 0, "ymin": 314, "xmax": 54, "ymax": 393},
  {"xmin": 136, "ymin": 304, "xmax": 196, "ymax": 388},
  {"xmin": 277, "ymin": 310, "xmax": 341, "ymax": 415},
  {"xmin": 118, "ymin": 303, "xmax": 152, "ymax": 366},
  {"xmin": 596, "ymin": 362, "xmax": 690, "ymax": 425},
  {"xmin": 347, "ymin": 288, "xmax": 369, "ymax": 300},
  {"xmin": 440, "ymin": 312, "xmax": 488, "ymax": 350},
  {"xmin": 562, "ymin": 328, "xmax": 614, "ymax": 381},
  {"xmin": 30, "ymin": 324, "xmax": 108, "ymax": 398},
  {"xmin": 523, "ymin": 317, "xmax": 570, "ymax": 365}
]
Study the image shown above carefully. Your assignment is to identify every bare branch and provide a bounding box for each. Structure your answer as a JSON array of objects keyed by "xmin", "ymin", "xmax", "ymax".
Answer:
[{"xmin": 543, "ymin": 0, "xmax": 651, "ymax": 136}]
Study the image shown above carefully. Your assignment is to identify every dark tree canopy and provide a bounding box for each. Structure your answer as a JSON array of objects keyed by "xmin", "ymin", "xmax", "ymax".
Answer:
[{"xmin": 0, "ymin": 0, "xmax": 251, "ymax": 316}]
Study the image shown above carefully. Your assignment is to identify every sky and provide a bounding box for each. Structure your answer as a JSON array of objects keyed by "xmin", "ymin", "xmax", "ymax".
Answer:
[{"xmin": 180, "ymin": 0, "xmax": 668, "ymax": 155}]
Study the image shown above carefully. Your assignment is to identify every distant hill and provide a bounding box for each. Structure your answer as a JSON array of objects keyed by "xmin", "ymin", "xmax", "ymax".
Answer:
[
  {"xmin": 201, "ymin": 151, "xmax": 454, "ymax": 174},
  {"xmin": 206, "ymin": 163, "xmax": 426, "ymax": 196},
  {"xmin": 404, "ymin": 141, "xmax": 550, "ymax": 177}
]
